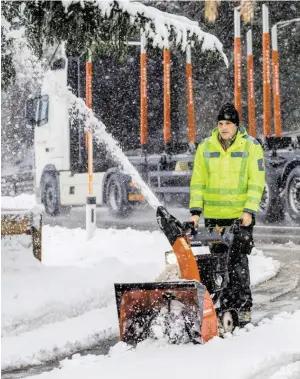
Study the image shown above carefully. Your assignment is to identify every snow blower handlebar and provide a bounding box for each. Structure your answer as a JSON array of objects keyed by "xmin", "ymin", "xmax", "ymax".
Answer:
[{"xmin": 156, "ymin": 206, "xmax": 243, "ymax": 282}]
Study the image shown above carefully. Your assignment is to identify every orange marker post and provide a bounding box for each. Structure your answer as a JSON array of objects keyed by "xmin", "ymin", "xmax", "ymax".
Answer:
[
  {"xmin": 86, "ymin": 53, "xmax": 93, "ymax": 196},
  {"xmin": 271, "ymin": 24, "xmax": 282, "ymax": 137},
  {"xmin": 234, "ymin": 7, "xmax": 242, "ymax": 121},
  {"xmin": 85, "ymin": 50, "xmax": 96, "ymax": 240},
  {"xmin": 246, "ymin": 30, "xmax": 256, "ymax": 138},
  {"xmin": 262, "ymin": 4, "xmax": 272, "ymax": 137},
  {"xmin": 140, "ymin": 30, "xmax": 148, "ymax": 152},
  {"xmin": 163, "ymin": 48, "xmax": 171, "ymax": 152},
  {"xmin": 186, "ymin": 44, "xmax": 195, "ymax": 149}
]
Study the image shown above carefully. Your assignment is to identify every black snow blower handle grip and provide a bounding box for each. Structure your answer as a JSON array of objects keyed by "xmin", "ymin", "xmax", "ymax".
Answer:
[
  {"xmin": 156, "ymin": 206, "xmax": 185, "ymax": 246},
  {"xmin": 220, "ymin": 218, "xmax": 243, "ymax": 248},
  {"xmin": 231, "ymin": 218, "xmax": 242, "ymax": 234},
  {"xmin": 182, "ymin": 221, "xmax": 197, "ymax": 236},
  {"xmin": 156, "ymin": 206, "xmax": 197, "ymax": 245}
]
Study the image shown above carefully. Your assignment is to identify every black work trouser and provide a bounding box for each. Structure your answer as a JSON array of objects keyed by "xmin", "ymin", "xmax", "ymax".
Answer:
[{"xmin": 206, "ymin": 218, "xmax": 254, "ymax": 311}]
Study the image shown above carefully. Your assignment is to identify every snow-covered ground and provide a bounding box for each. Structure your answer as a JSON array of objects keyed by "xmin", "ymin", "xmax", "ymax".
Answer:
[
  {"xmin": 1, "ymin": 194, "xmax": 43, "ymax": 211},
  {"xmin": 2, "ymin": 215, "xmax": 282, "ymax": 372},
  {"xmin": 2, "ymin": 1, "xmax": 299, "ymax": 374},
  {"xmin": 1, "ymin": 227, "xmax": 167, "ymax": 370},
  {"xmin": 2, "ymin": 194, "xmax": 299, "ymax": 378},
  {"xmin": 29, "ymin": 311, "xmax": 300, "ymax": 379}
]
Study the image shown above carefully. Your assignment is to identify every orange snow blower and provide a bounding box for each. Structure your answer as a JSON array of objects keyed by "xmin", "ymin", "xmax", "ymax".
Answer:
[{"xmin": 114, "ymin": 206, "xmax": 240, "ymax": 345}]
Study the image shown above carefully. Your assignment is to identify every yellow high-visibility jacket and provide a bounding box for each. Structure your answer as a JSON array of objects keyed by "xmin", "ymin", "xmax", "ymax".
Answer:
[{"xmin": 189, "ymin": 127, "xmax": 265, "ymax": 219}]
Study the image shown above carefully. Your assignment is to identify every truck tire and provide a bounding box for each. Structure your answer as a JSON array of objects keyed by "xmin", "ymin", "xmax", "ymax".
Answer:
[
  {"xmin": 42, "ymin": 172, "xmax": 61, "ymax": 216},
  {"xmin": 106, "ymin": 173, "xmax": 133, "ymax": 217},
  {"xmin": 259, "ymin": 181, "xmax": 285, "ymax": 223},
  {"xmin": 285, "ymin": 167, "xmax": 300, "ymax": 223}
]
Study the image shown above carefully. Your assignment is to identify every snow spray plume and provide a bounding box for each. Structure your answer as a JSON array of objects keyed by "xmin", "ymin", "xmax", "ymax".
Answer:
[
  {"xmin": 68, "ymin": 94, "xmax": 161, "ymax": 209},
  {"xmin": 6, "ymin": 27, "xmax": 161, "ymax": 210}
]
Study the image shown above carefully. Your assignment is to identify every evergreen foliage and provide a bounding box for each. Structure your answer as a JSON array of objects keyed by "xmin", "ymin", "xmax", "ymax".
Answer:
[{"xmin": 1, "ymin": 0, "xmax": 225, "ymax": 89}]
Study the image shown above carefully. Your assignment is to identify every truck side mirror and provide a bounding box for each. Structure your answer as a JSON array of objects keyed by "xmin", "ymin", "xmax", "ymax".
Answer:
[
  {"xmin": 51, "ymin": 57, "xmax": 66, "ymax": 71},
  {"xmin": 25, "ymin": 95, "xmax": 49, "ymax": 127},
  {"xmin": 37, "ymin": 95, "xmax": 49, "ymax": 126},
  {"xmin": 25, "ymin": 97, "xmax": 39, "ymax": 126}
]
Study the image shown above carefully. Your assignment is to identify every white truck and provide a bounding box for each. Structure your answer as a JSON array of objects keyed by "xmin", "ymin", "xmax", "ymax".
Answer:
[{"xmin": 26, "ymin": 56, "xmax": 116, "ymax": 216}]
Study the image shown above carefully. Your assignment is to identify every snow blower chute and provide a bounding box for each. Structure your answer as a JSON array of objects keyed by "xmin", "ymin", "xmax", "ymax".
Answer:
[{"xmin": 115, "ymin": 206, "xmax": 239, "ymax": 345}]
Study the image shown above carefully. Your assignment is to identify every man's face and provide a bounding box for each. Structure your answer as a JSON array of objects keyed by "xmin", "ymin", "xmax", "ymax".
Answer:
[{"xmin": 217, "ymin": 120, "xmax": 237, "ymax": 140}]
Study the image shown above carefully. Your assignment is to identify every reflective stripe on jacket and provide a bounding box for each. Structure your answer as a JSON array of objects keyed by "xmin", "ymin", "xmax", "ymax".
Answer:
[{"xmin": 189, "ymin": 127, "xmax": 266, "ymax": 219}]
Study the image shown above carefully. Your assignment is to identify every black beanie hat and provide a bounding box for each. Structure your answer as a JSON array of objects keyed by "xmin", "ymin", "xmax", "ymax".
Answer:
[{"xmin": 217, "ymin": 103, "xmax": 239, "ymax": 126}]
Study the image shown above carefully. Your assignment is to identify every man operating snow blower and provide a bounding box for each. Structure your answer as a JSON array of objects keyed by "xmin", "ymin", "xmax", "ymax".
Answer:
[{"xmin": 189, "ymin": 102, "xmax": 265, "ymax": 327}]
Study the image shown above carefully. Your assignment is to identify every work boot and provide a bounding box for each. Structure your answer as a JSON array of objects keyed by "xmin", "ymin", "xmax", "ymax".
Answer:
[{"xmin": 238, "ymin": 309, "xmax": 251, "ymax": 328}]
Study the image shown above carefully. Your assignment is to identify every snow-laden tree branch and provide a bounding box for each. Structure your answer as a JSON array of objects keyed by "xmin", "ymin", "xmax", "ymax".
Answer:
[{"xmin": 2, "ymin": 0, "xmax": 227, "ymax": 89}]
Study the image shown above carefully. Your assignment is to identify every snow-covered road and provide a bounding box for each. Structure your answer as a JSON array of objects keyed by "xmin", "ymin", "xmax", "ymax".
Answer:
[{"xmin": 43, "ymin": 206, "xmax": 300, "ymax": 244}]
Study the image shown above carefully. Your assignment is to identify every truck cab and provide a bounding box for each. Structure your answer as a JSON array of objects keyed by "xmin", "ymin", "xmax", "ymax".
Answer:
[{"xmin": 26, "ymin": 57, "xmax": 114, "ymax": 215}]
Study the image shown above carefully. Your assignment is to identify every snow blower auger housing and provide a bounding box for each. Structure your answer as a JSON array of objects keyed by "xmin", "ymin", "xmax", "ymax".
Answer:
[
  {"xmin": 114, "ymin": 206, "xmax": 238, "ymax": 345},
  {"xmin": 114, "ymin": 280, "xmax": 214, "ymax": 345}
]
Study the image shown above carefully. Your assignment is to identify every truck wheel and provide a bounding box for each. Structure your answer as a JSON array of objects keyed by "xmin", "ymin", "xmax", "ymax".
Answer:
[
  {"xmin": 259, "ymin": 182, "xmax": 285, "ymax": 223},
  {"xmin": 42, "ymin": 172, "xmax": 61, "ymax": 216},
  {"xmin": 106, "ymin": 174, "xmax": 132, "ymax": 217},
  {"xmin": 285, "ymin": 167, "xmax": 300, "ymax": 223}
]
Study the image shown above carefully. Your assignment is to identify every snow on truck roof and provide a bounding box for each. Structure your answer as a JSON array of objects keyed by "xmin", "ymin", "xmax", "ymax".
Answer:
[{"xmin": 61, "ymin": 0, "xmax": 228, "ymax": 65}]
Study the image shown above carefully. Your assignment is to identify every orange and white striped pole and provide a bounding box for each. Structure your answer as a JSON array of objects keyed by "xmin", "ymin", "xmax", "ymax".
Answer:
[
  {"xmin": 85, "ymin": 49, "xmax": 96, "ymax": 239},
  {"xmin": 271, "ymin": 24, "xmax": 282, "ymax": 137},
  {"xmin": 234, "ymin": 7, "xmax": 242, "ymax": 121},
  {"xmin": 246, "ymin": 29, "xmax": 256, "ymax": 138},
  {"xmin": 140, "ymin": 30, "xmax": 148, "ymax": 153},
  {"xmin": 262, "ymin": 4, "xmax": 272, "ymax": 137},
  {"xmin": 186, "ymin": 44, "xmax": 195, "ymax": 150},
  {"xmin": 163, "ymin": 48, "xmax": 171, "ymax": 153}
]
